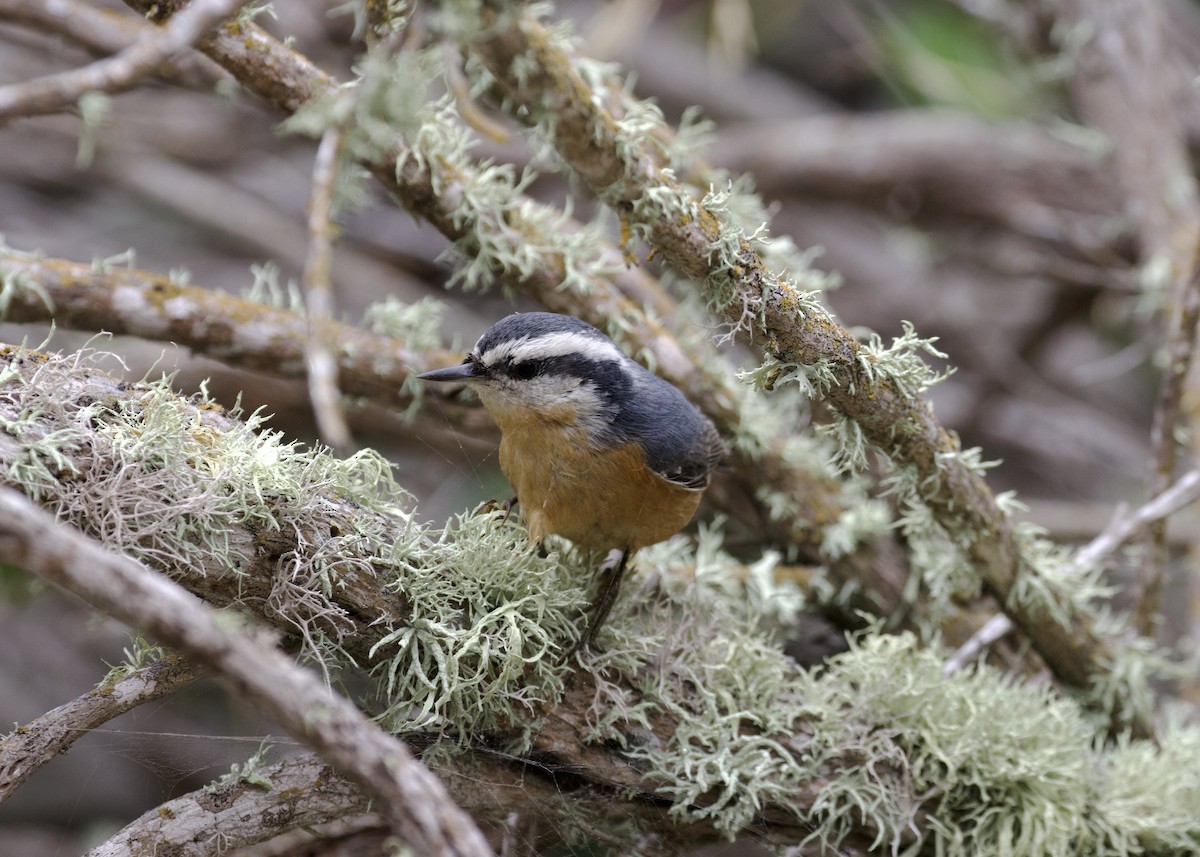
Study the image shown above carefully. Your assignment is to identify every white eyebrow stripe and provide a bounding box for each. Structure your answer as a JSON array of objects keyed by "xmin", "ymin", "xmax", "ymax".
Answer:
[{"xmin": 479, "ymin": 331, "xmax": 627, "ymax": 367}]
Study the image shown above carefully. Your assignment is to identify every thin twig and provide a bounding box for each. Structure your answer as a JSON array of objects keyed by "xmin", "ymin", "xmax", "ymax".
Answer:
[
  {"xmin": 0, "ymin": 0, "xmax": 229, "ymax": 89},
  {"xmin": 1136, "ymin": 259, "xmax": 1200, "ymax": 632},
  {"xmin": 0, "ymin": 655, "xmax": 203, "ymax": 803},
  {"xmin": 1083, "ymin": 469, "xmax": 1200, "ymax": 573},
  {"xmin": 302, "ymin": 126, "xmax": 354, "ymax": 452},
  {"xmin": 0, "ymin": 488, "xmax": 493, "ymax": 857},
  {"xmin": 944, "ymin": 468, "xmax": 1200, "ymax": 675},
  {"xmin": 0, "ymin": 0, "xmax": 244, "ymax": 121},
  {"xmin": 941, "ymin": 614, "xmax": 1018, "ymax": 678}
]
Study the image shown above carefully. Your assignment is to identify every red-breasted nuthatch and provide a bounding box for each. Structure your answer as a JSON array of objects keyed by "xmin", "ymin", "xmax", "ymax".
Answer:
[{"xmin": 419, "ymin": 312, "xmax": 723, "ymax": 644}]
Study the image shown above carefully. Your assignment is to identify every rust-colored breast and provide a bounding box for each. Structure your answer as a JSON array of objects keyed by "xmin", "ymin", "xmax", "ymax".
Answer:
[{"xmin": 498, "ymin": 421, "xmax": 702, "ymax": 552}]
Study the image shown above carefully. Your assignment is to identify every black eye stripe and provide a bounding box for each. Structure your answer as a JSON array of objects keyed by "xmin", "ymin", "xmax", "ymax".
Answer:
[{"xmin": 511, "ymin": 360, "xmax": 539, "ymax": 380}]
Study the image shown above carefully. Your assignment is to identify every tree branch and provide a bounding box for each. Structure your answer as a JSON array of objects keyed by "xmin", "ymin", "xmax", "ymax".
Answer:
[
  {"xmin": 0, "ymin": 654, "xmax": 203, "ymax": 804},
  {"xmin": 944, "ymin": 468, "xmax": 1200, "ymax": 674},
  {"xmin": 301, "ymin": 126, "xmax": 354, "ymax": 452},
  {"xmin": 456, "ymin": 0, "xmax": 1156, "ymax": 736},
  {"xmin": 0, "ymin": 0, "xmax": 245, "ymax": 121},
  {"xmin": 0, "ymin": 486, "xmax": 492, "ymax": 857},
  {"xmin": 0, "ymin": 251, "xmax": 461, "ymax": 413},
  {"xmin": 0, "ymin": 0, "xmax": 229, "ymax": 89},
  {"xmin": 86, "ymin": 753, "xmax": 371, "ymax": 857}
]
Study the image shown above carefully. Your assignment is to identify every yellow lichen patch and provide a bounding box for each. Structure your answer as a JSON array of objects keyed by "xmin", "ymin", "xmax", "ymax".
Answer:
[
  {"xmin": 618, "ymin": 212, "xmax": 638, "ymax": 266},
  {"xmin": 0, "ymin": 346, "xmax": 50, "ymax": 365}
]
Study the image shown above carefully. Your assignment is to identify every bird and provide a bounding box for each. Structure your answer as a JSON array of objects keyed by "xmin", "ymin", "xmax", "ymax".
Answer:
[{"xmin": 418, "ymin": 312, "xmax": 723, "ymax": 646}]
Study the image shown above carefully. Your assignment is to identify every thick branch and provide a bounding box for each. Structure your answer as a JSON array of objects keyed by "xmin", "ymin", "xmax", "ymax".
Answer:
[
  {"xmin": 0, "ymin": 253, "xmax": 456, "ymax": 410},
  {"xmin": 87, "ymin": 754, "xmax": 371, "ymax": 857},
  {"xmin": 0, "ymin": 486, "xmax": 492, "ymax": 857}
]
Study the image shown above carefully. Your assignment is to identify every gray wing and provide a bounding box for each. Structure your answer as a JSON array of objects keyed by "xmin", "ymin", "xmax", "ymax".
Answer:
[
  {"xmin": 656, "ymin": 415, "xmax": 724, "ymax": 491},
  {"xmin": 613, "ymin": 369, "xmax": 724, "ymax": 491}
]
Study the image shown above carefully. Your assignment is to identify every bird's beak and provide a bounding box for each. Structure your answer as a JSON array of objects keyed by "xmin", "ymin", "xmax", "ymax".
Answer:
[{"xmin": 417, "ymin": 360, "xmax": 480, "ymax": 382}]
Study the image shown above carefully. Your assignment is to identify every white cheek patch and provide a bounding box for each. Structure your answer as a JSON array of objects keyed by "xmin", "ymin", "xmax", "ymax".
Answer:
[{"xmin": 479, "ymin": 331, "xmax": 626, "ymax": 368}]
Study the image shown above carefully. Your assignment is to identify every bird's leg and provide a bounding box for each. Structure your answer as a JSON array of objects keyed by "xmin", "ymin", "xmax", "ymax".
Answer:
[{"xmin": 584, "ymin": 547, "xmax": 630, "ymax": 648}]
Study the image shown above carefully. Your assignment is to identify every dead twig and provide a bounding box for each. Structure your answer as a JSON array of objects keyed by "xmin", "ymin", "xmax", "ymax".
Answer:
[
  {"xmin": 86, "ymin": 753, "xmax": 371, "ymax": 857},
  {"xmin": 0, "ymin": 0, "xmax": 245, "ymax": 121},
  {"xmin": 944, "ymin": 468, "xmax": 1200, "ymax": 675},
  {"xmin": 0, "ymin": 655, "xmax": 203, "ymax": 804},
  {"xmin": 302, "ymin": 126, "xmax": 354, "ymax": 452},
  {"xmin": 0, "ymin": 0, "xmax": 229, "ymax": 88}
]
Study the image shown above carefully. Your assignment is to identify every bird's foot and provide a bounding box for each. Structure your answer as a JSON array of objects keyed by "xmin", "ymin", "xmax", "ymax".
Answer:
[{"xmin": 474, "ymin": 495, "xmax": 519, "ymax": 523}]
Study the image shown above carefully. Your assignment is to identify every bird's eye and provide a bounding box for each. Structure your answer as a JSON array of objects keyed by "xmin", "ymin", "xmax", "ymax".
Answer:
[{"xmin": 511, "ymin": 361, "xmax": 538, "ymax": 381}]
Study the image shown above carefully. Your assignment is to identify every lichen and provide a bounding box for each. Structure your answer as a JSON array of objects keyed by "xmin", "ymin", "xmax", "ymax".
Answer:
[
  {"xmin": 100, "ymin": 635, "xmax": 170, "ymax": 685},
  {"xmin": 370, "ymin": 512, "xmax": 587, "ymax": 742},
  {"xmin": 588, "ymin": 595, "xmax": 1200, "ymax": 855},
  {"xmin": 0, "ymin": 346, "xmax": 586, "ymax": 738}
]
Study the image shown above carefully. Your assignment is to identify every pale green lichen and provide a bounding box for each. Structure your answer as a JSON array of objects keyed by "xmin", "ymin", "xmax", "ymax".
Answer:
[
  {"xmin": 800, "ymin": 632, "xmax": 1097, "ymax": 856},
  {"xmin": 75, "ymin": 91, "xmax": 111, "ymax": 169},
  {"xmin": 0, "ymin": 346, "xmax": 586, "ymax": 737},
  {"xmin": 1092, "ymin": 707, "xmax": 1200, "ymax": 854},
  {"xmin": 820, "ymin": 497, "xmax": 892, "ymax": 561},
  {"xmin": 861, "ymin": 414, "xmax": 1174, "ymax": 731},
  {"xmin": 234, "ymin": 1, "xmax": 277, "ymax": 27},
  {"xmin": 242, "ymin": 261, "xmax": 304, "ymax": 312},
  {"xmin": 858, "ymin": 319, "xmax": 954, "ymax": 398},
  {"xmin": 820, "ymin": 413, "xmax": 871, "ymax": 476},
  {"xmin": 703, "ymin": 173, "xmax": 833, "ymax": 287},
  {"xmin": 284, "ymin": 37, "xmax": 619, "ymax": 299},
  {"xmin": 206, "ymin": 741, "xmax": 276, "ymax": 792},
  {"xmin": 336, "ymin": 0, "xmax": 412, "ymax": 41},
  {"xmin": 591, "ymin": 601, "xmax": 1200, "ymax": 854},
  {"xmin": 100, "ymin": 635, "xmax": 170, "ymax": 685},
  {"xmin": 364, "ymin": 295, "xmax": 449, "ymax": 413},
  {"xmin": 370, "ymin": 511, "xmax": 587, "ymax": 742},
  {"xmin": 700, "ymin": 182, "xmax": 834, "ymax": 335},
  {"xmin": 90, "ymin": 248, "xmax": 136, "ymax": 275}
]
